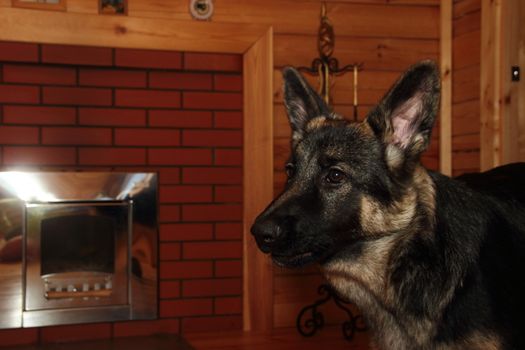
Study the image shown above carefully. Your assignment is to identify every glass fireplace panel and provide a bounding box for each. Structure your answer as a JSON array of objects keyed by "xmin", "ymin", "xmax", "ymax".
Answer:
[{"xmin": 24, "ymin": 202, "xmax": 130, "ymax": 311}]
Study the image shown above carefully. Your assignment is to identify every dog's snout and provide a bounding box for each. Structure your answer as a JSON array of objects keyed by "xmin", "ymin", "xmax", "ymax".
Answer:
[{"xmin": 251, "ymin": 219, "xmax": 284, "ymax": 253}]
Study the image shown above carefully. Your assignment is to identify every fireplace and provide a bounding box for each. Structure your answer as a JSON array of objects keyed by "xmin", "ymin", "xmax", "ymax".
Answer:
[{"xmin": 0, "ymin": 172, "xmax": 158, "ymax": 328}]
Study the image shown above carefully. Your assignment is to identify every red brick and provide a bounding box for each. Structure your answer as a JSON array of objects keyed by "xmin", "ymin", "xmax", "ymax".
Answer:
[
  {"xmin": 215, "ymin": 296, "xmax": 242, "ymax": 315},
  {"xmin": 182, "ymin": 167, "xmax": 242, "ymax": 185},
  {"xmin": 159, "ymin": 242, "xmax": 182, "ymax": 261},
  {"xmin": 215, "ymin": 149, "xmax": 242, "ymax": 166},
  {"xmin": 160, "ymin": 281, "xmax": 181, "ymax": 299},
  {"xmin": 159, "ymin": 204, "xmax": 181, "ymax": 222},
  {"xmin": 0, "ymin": 42, "xmax": 38, "ymax": 62},
  {"xmin": 183, "ymin": 130, "xmax": 242, "ymax": 147},
  {"xmin": 183, "ymin": 241, "xmax": 242, "ymax": 260},
  {"xmin": 214, "ymin": 111, "xmax": 242, "ymax": 129},
  {"xmin": 43, "ymin": 86, "xmax": 112, "ymax": 106},
  {"xmin": 160, "ymin": 299, "xmax": 213, "ymax": 318},
  {"xmin": 183, "ymin": 204, "xmax": 242, "ymax": 222},
  {"xmin": 160, "ymin": 223, "xmax": 213, "ymax": 241},
  {"xmin": 41, "ymin": 323, "xmax": 112, "ymax": 344},
  {"xmin": 0, "ymin": 84, "xmax": 39, "ymax": 104},
  {"xmin": 215, "ymin": 223, "xmax": 243, "ymax": 240},
  {"xmin": 160, "ymin": 185, "xmax": 213, "ymax": 203},
  {"xmin": 4, "ymin": 64, "xmax": 76, "ymax": 85},
  {"xmin": 215, "ymin": 260, "xmax": 242, "ymax": 277},
  {"xmin": 116, "ymin": 89, "xmax": 181, "ymax": 108},
  {"xmin": 148, "ymin": 148, "xmax": 212, "ymax": 166},
  {"xmin": 182, "ymin": 278, "xmax": 242, "ymax": 297},
  {"xmin": 113, "ymin": 319, "xmax": 180, "ymax": 338},
  {"xmin": 42, "ymin": 44, "xmax": 112, "ymax": 66},
  {"xmin": 79, "ymin": 108, "xmax": 146, "ymax": 126},
  {"xmin": 182, "ymin": 315, "xmax": 242, "ymax": 333},
  {"xmin": 183, "ymin": 92, "xmax": 242, "ymax": 110},
  {"xmin": 159, "ymin": 168, "xmax": 181, "ymax": 184},
  {"xmin": 215, "ymin": 186, "xmax": 242, "ymax": 203},
  {"xmin": 79, "ymin": 68, "xmax": 147, "ymax": 87},
  {"xmin": 4, "ymin": 147, "xmax": 76, "ymax": 165},
  {"xmin": 115, "ymin": 128, "xmax": 180, "ymax": 146},
  {"xmin": 150, "ymin": 72, "xmax": 212, "ymax": 90},
  {"xmin": 3, "ymin": 105, "xmax": 76, "ymax": 125},
  {"xmin": 0, "ymin": 328, "xmax": 38, "ymax": 347},
  {"xmin": 184, "ymin": 53, "xmax": 242, "ymax": 72},
  {"xmin": 79, "ymin": 147, "xmax": 146, "ymax": 165},
  {"xmin": 42, "ymin": 127, "xmax": 111, "ymax": 145},
  {"xmin": 0, "ymin": 126, "xmax": 39, "ymax": 144},
  {"xmin": 160, "ymin": 261, "xmax": 213, "ymax": 279},
  {"xmin": 214, "ymin": 74, "xmax": 242, "ymax": 91},
  {"xmin": 115, "ymin": 48, "xmax": 182, "ymax": 69},
  {"xmin": 149, "ymin": 110, "xmax": 212, "ymax": 128}
]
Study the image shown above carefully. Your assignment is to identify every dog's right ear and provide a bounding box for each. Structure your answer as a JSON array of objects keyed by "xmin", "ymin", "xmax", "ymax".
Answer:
[{"xmin": 283, "ymin": 67, "xmax": 331, "ymax": 143}]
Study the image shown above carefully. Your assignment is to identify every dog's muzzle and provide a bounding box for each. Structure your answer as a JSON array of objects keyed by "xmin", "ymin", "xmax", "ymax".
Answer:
[{"xmin": 250, "ymin": 217, "xmax": 284, "ymax": 253}]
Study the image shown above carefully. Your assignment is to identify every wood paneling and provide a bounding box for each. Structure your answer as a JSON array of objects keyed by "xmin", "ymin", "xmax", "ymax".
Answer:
[
  {"xmin": 452, "ymin": 0, "xmax": 481, "ymax": 174},
  {"xmin": 480, "ymin": 0, "xmax": 502, "ymax": 171}
]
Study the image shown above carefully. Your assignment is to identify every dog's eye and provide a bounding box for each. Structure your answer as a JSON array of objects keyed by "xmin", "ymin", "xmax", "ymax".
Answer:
[
  {"xmin": 326, "ymin": 168, "xmax": 346, "ymax": 184},
  {"xmin": 285, "ymin": 163, "xmax": 295, "ymax": 178}
]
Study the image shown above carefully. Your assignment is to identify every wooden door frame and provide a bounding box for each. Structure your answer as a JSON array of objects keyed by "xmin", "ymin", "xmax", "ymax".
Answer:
[{"xmin": 0, "ymin": 7, "xmax": 274, "ymax": 331}]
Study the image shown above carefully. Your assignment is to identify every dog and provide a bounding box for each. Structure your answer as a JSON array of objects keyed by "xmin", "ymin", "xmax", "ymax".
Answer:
[{"xmin": 251, "ymin": 61, "xmax": 525, "ymax": 349}]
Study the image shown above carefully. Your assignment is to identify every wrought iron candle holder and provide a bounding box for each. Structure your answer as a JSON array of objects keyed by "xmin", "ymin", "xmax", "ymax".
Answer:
[
  {"xmin": 297, "ymin": 2, "xmax": 363, "ymax": 120},
  {"xmin": 296, "ymin": 284, "xmax": 367, "ymax": 341}
]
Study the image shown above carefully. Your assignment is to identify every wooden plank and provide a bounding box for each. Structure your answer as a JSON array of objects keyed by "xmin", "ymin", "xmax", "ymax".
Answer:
[
  {"xmin": 453, "ymin": 65, "xmax": 480, "ymax": 104},
  {"xmin": 452, "ymin": 30, "xmax": 481, "ymax": 69},
  {"xmin": 453, "ymin": 0, "xmax": 481, "ymax": 19},
  {"xmin": 452, "ymin": 100, "xmax": 481, "ymax": 135},
  {"xmin": 243, "ymin": 28, "xmax": 274, "ymax": 332},
  {"xmin": 274, "ymin": 34, "xmax": 439, "ymax": 72},
  {"xmin": 453, "ymin": 7, "xmax": 480, "ymax": 37},
  {"xmin": 480, "ymin": 0, "xmax": 502, "ymax": 171},
  {"xmin": 453, "ymin": 134, "xmax": 481, "ymax": 150},
  {"xmin": 519, "ymin": 1, "xmax": 525, "ymax": 162},
  {"xmin": 127, "ymin": 0, "xmax": 439, "ymax": 39},
  {"xmin": 0, "ymin": 7, "xmax": 267, "ymax": 54},
  {"xmin": 440, "ymin": 0, "xmax": 453, "ymax": 175},
  {"xmin": 67, "ymin": 0, "xmax": 97, "ymax": 14},
  {"xmin": 453, "ymin": 150, "xmax": 480, "ymax": 169}
]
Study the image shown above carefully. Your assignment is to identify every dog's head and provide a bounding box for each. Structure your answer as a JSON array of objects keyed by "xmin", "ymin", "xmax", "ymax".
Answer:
[{"xmin": 251, "ymin": 61, "xmax": 440, "ymax": 267}]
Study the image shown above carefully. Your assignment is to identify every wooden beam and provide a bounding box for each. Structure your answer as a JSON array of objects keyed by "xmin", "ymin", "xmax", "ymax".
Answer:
[
  {"xmin": 0, "ymin": 7, "xmax": 268, "ymax": 54},
  {"xmin": 242, "ymin": 28, "xmax": 274, "ymax": 332},
  {"xmin": 439, "ymin": 0, "xmax": 452, "ymax": 176},
  {"xmin": 480, "ymin": 0, "xmax": 503, "ymax": 171},
  {"xmin": 500, "ymin": 0, "xmax": 522, "ymax": 164}
]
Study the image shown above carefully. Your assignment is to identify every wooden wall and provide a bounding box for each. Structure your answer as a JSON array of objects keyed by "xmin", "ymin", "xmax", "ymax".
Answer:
[
  {"xmin": 0, "ymin": 0, "xmax": 441, "ymax": 330},
  {"xmin": 452, "ymin": 0, "xmax": 481, "ymax": 176}
]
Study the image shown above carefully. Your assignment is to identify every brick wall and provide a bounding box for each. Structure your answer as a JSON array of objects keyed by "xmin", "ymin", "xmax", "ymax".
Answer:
[{"xmin": 0, "ymin": 41, "xmax": 243, "ymax": 347}]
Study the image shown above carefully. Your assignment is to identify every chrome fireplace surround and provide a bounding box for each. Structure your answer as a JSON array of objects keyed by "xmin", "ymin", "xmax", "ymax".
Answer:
[{"xmin": 0, "ymin": 172, "xmax": 158, "ymax": 328}]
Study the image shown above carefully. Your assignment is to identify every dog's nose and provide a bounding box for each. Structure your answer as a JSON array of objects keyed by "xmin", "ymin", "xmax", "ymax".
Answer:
[{"xmin": 251, "ymin": 219, "xmax": 282, "ymax": 253}]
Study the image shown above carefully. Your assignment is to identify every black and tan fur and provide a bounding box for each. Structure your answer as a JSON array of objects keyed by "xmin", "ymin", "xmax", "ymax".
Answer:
[{"xmin": 251, "ymin": 61, "xmax": 525, "ymax": 349}]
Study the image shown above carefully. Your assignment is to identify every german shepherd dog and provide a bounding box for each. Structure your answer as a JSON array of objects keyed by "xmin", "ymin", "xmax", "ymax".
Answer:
[{"xmin": 251, "ymin": 61, "xmax": 525, "ymax": 349}]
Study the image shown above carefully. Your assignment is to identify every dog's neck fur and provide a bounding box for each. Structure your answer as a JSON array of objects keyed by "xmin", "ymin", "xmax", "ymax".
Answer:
[{"xmin": 321, "ymin": 167, "xmax": 501, "ymax": 349}]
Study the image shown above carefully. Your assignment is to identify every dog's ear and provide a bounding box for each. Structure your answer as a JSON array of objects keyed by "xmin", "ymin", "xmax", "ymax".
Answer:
[
  {"xmin": 366, "ymin": 61, "xmax": 440, "ymax": 166},
  {"xmin": 283, "ymin": 67, "xmax": 331, "ymax": 143}
]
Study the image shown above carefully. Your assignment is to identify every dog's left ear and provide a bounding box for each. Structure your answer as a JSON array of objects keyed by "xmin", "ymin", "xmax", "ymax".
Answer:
[
  {"xmin": 366, "ymin": 61, "xmax": 440, "ymax": 163},
  {"xmin": 283, "ymin": 67, "xmax": 331, "ymax": 143}
]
